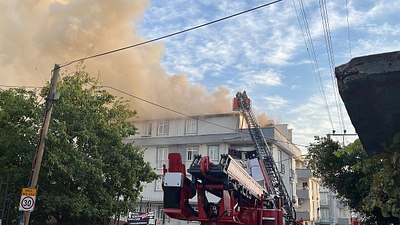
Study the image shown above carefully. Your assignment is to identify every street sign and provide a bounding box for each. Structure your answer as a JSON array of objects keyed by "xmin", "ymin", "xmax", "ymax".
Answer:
[
  {"xmin": 21, "ymin": 188, "xmax": 37, "ymax": 196},
  {"xmin": 18, "ymin": 188, "xmax": 37, "ymax": 212}
]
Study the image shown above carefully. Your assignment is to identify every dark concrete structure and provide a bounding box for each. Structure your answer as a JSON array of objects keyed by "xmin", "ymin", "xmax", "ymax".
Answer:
[{"xmin": 335, "ymin": 51, "xmax": 400, "ymax": 155}]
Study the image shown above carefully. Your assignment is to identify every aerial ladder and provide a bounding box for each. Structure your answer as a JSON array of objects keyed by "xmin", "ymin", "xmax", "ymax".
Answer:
[
  {"xmin": 232, "ymin": 91, "xmax": 296, "ymax": 223},
  {"xmin": 161, "ymin": 91, "xmax": 297, "ymax": 225}
]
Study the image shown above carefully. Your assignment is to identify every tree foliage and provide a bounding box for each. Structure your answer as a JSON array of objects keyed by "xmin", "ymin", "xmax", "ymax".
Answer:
[
  {"xmin": 0, "ymin": 89, "xmax": 41, "ymax": 224},
  {"xmin": 363, "ymin": 135, "xmax": 400, "ymax": 222},
  {"xmin": 0, "ymin": 71, "xmax": 157, "ymax": 225},
  {"xmin": 307, "ymin": 138, "xmax": 400, "ymax": 224}
]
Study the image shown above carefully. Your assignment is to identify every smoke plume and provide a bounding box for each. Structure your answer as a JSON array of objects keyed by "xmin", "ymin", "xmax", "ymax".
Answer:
[
  {"xmin": 256, "ymin": 113, "xmax": 276, "ymax": 127},
  {"xmin": 0, "ymin": 0, "xmax": 232, "ymax": 119}
]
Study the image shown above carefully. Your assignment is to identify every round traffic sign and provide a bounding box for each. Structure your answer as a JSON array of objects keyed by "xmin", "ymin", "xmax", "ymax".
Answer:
[{"xmin": 20, "ymin": 196, "xmax": 35, "ymax": 210}]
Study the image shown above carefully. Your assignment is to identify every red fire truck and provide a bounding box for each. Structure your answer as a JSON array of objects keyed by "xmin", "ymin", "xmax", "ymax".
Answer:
[{"xmin": 162, "ymin": 92, "xmax": 299, "ymax": 225}]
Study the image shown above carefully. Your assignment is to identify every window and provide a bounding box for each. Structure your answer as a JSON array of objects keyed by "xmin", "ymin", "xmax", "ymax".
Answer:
[
  {"xmin": 157, "ymin": 148, "xmax": 168, "ymax": 169},
  {"xmin": 155, "ymin": 178, "xmax": 163, "ymax": 191},
  {"xmin": 280, "ymin": 163, "xmax": 285, "ymax": 174},
  {"xmin": 157, "ymin": 121, "xmax": 169, "ymax": 135},
  {"xmin": 186, "ymin": 147, "xmax": 198, "ymax": 161},
  {"xmin": 320, "ymin": 192, "xmax": 328, "ymax": 205},
  {"xmin": 185, "ymin": 119, "xmax": 198, "ymax": 134},
  {"xmin": 302, "ymin": 181, "xmax": 308, "ymax": 190},
  {"xmin": 320, "ymin": 208, "xmax": 329, "ymax": 221},
  {"xmin": 339, "ymin": 208, "xmax": 349, "ymax": 218},
  {"xmin": 289, "ymin": 169, "xmax": 295, "ymax": 181},
  {"xmin": 208, "ymin": 145, "xmax": 219, "ymax": 162},
  {"xmin": 142, "ymin": 122, "xmax": 152, "ymax": 136}
]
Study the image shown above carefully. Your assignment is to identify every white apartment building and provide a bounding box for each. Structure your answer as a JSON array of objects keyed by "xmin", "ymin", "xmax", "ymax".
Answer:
[
  {"xmin": 295, "ymin": 157, "xmax": 320, "ymax": 225},
  {"xmin": 317, "ymin": 186, "xmax": 351, "ymax": 225},
  {"xmin": 127, "ymin": 112, "xmax": 302, "ymax": 225}
]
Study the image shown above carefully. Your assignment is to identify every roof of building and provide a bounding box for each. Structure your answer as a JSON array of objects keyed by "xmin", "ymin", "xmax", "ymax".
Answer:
[{"xmin": 133, "ymin": 111, "xmax": 240, "ymax": 121}]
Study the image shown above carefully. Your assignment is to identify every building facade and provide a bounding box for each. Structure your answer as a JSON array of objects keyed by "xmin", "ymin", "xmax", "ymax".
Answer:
[
  {"xmin": 317, "ymin": 186, "xmax": 351, "ymax": 225},
  {"xmin": 127, "ymin": 112, "xmax": 302, "ymax": 225},
  {"xmin": 295, "ymin": 158, "xmax": 320, "ymax": 225}
]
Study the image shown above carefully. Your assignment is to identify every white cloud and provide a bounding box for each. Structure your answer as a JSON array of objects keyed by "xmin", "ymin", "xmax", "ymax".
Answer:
[
  {"xmin": 290, "ymin": 85, "xmax": 300, "ymax": 90},
  {"xmin": 263, "ymin": 26, "xmax": 303, "ymax": 65},
  {"xmin": 349, "ymin": 22, "xmax": 400, "ymax": 57},
  {"xmin": 141, "ymin": 0, "xmax": 309, "ymax": 80},
  {"xmin": 262, "ymin": 95, "xmax": 289, "ymax": 110},
  {"xmin": 286, "ymin": 90, "xmax": 358, "ymax": 150},
  {"xmin": 354, "ymin": 39, "xmax": 400, "ymax": 58},
  {"xmin": 363, "ymin": 23, "xmax": 400, "ymax": 36},
  {"xmin": 224, "ymin": 70, "xmax": 282, "ymax": 95},
  {"xmin": 238, "ymin": 69, "xmax": 283, "ymax": 89},
  {"xmin": 138, "ymin": 0, "xmax": 394, "ymax": 150}
]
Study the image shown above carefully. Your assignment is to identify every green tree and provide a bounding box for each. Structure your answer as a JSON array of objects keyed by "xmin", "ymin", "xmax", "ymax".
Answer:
[
  {"xmin": 307, "ymin": 138, "xmax": 400, "ymax": 224},
  {"xmin": 0, "ymin": 88, "xmax": 41, "ymax": 224},
  {"xmin": 0, "ymin": 71, "xmax": 157, "ymax": 225},
  {"xmin": 363, "ymin": 135, "xmax": 400, "ymax": 222}
]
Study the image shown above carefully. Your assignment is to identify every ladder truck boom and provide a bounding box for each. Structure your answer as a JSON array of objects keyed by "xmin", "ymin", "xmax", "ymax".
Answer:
[
  {"xmin": 233, "ymin": 91, "xmax": 296, "ymax": 223},
  {"xmin": 161, "ymin": 91, "xmax": 299, "ymax": 225},
  {"xmin": 163, "ymin": 153, "xmax": 286, "ymax": 225}
]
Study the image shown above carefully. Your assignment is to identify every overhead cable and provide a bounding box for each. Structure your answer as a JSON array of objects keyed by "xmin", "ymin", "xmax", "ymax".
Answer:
[
  {"xmin": 318, "ymin": 0, "xmax": 346, "ymax": 132},
  {"xmin": 97, "ymin": 85, "xmax": 309, "ymax": 148},
  {"xmin": 59, "ymin": 0, "xmax": 283, "ymax": 68},
  {"xmin": 0, "ymin": 82, "xmax": 310, "ymax": 148},
  {"xmin": 292, "ymin": 0, "xmax": 335, "ymax": 132},
  {"xmin": 345, "ymin": 0, "xmax": 353, "ymax": 59},
  {"xmin": 0, "ymin": 84, "xmax": 42, "ymax": 89}
]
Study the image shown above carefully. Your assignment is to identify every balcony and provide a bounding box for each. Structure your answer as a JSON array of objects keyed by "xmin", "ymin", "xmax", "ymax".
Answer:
[
  {"xmin": 337, "ymin": 201, "xmax": 348, "ymax": 208},
  {"xmin": 317, "ymin": 217, "xmax": 331, "ymax": 224},
  {"xmin": 296, "ymin": 168, "xmax": 312, "ymax": 179},
  {"xmin": 338, "ymin": 217, "xmax": 350, "ymax": 225},
  {"xmin": 296, "ymin": 211, "xmax": 310, "ymax": 221},
  {"xmin": 296, "ymin": 189, "xmax": 309, "ymax": 199}
]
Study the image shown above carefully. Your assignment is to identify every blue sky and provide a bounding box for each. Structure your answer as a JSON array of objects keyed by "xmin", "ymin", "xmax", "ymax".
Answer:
[
  {"xmin": 0, "ymin": 0, "xmax": 398, "ymax": 152},
  {"xmin": 136, "ymin": 0, "xmax": 399, "ymax": 149}
]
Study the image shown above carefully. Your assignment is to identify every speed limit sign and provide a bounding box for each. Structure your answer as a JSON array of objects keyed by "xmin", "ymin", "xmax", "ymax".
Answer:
[{"xmin": 18, "ymin": 188, "xmax": 37, "ymax": 212}]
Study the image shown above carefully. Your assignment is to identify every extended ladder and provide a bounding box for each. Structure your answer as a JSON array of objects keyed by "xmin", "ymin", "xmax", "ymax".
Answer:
[{"xmin": 233, "ymin": 91, "xmax": 295, "ymax": 223}]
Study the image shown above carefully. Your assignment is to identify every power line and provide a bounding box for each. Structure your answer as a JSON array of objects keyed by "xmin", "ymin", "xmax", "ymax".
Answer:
[
  {"xmin": 318, "ymin": 0, "xmax": 346, "ymax": 132},
  {"xmin": 97, "ymin": 85, "xmax": 309, "ymax": 148},
  {"xmin": 0, "ymin": 82, "xmax": 309, "ymax": 148},
  {"xmin": 50, "ymin": 0, "xmax": 306, "ymax": 148},
  {"xmin": 35, "ymin": 67, "xmax": 45, "ymax": 86},
  {"xmin": 0, "ymin": 84, "xmax": 42, "ymax": 89},
  {"xmin": 59, "ymin": 0, "xmax": 283, "ymax": 68},
  {"xmin": 345, "ymin": 0, "xmax": 352, "ymax": 59},
  {"xmin": 292, "ymin": 0, "xmax": 334, "ymax": 132},
  {"xmin": 276, "ymin": 154, "xmax": 309, "ymax": 164}
]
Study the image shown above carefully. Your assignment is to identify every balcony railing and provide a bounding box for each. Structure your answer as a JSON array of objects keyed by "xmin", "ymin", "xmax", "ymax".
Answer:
[
  {"xmin": 296, "ymin": 189, "xmax": 309, "ymax": 199},
  {"xmin": 296, "ymin": 211, "xmax": 310, "ymax": 221},
  {"xmin": 296, "ymin": 168, "xmax": 312, "ymax": 178}
]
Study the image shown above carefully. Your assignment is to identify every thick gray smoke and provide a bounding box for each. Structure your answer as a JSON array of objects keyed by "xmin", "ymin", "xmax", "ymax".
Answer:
[{"xmin": 0, "ymin": 0, "xmax": 232, "ymax": 118}]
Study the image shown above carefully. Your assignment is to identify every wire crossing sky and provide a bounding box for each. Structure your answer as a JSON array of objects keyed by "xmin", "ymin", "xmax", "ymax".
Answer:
[
  {"xmin": 59, "ymin": 0, "xmax": 283, "ymax": 69},
  {"xmin": 1, "ymin": 0, "xmax": 399, "ymax": 150},
  {"xmin": 137, "ymin": 0, "xmax": 399, "ymax": 148}
]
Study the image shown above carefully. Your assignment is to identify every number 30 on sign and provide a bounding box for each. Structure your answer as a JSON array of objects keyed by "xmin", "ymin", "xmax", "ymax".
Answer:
[{"xmin": 19, "ymin": 188, "xmax": 37, "ymax": 212}]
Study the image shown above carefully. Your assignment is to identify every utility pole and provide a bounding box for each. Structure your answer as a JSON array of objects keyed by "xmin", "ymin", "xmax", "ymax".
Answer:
[
  {"xmin": 326, "ymin": 130, "xmax": 357, "ymax": 147},
  {"xmin": 21, "ymin": 64, "xmax": 60, "ymax": 225}
]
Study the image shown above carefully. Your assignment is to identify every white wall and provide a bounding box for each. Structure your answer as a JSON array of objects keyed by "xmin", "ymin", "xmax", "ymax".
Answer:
[
  {"xmin": 130, "ymin": 113, "xmax": 301, "ymax": 225},
  {"xmin": 134, "ymin": 114, "xmax": 240, "ymax": 138}
]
